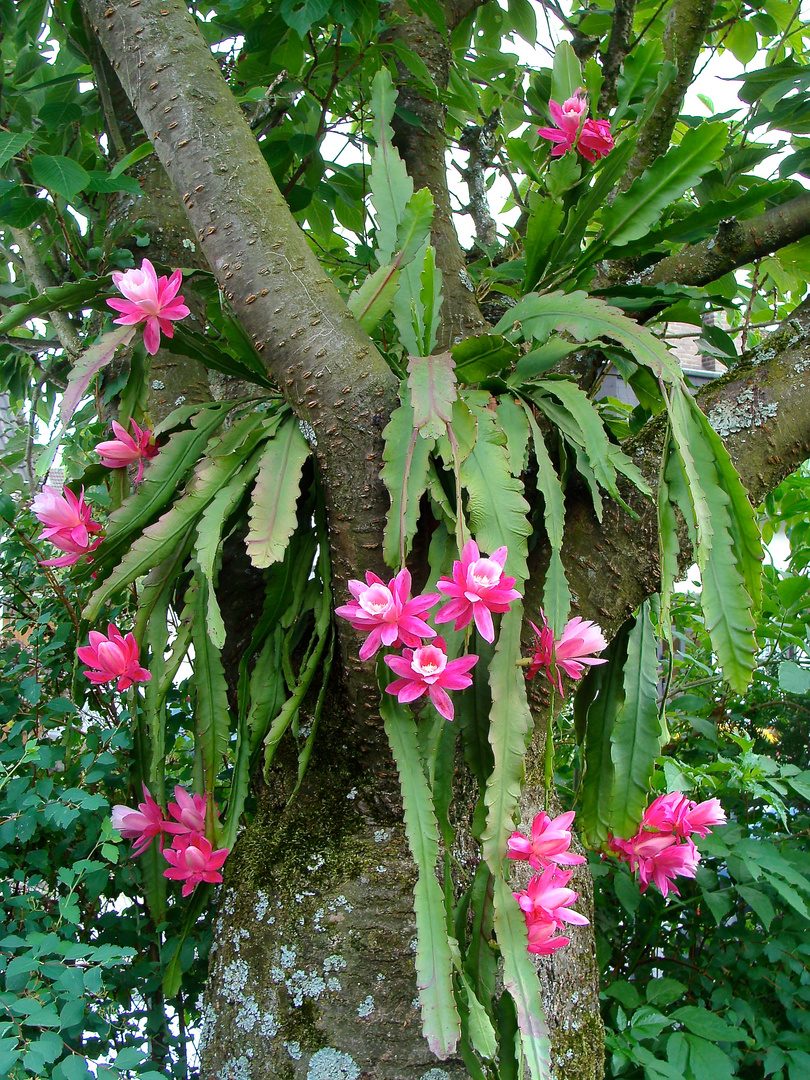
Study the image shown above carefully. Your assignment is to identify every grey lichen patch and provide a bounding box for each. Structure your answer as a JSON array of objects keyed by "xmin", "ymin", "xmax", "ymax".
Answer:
[
  {"xmin": 284, "ymin": 1040, "xmax": 303, "ymax": 1060},
  {"xmin": 356, "ymin": 995, "xmax": 374, "ymax": 1017},
  {"xmin": 707, "ymin": 387, "xmax": 779, "ymax": 437},
  {"xmin": 322, "ymin": 954, "xmax": 346, "ymax": 973},
  {"xmin": 220, "ymin": 958, "xmax": 249, "ymax": 1002},
  {"xmin": 421, "ymin": 1070, "xmax": 451, "ymax": 1080},
  {"xmin": 254, "ymin": 890, "xmax": 270, "ymax": 921},
  {"xmin": 306, "ymin": 1047, "xmax": 360, "ymax": 1080},
  {"xmin": 219, "ymin": 1054, "xmax": 252, "ymax": 1080}
]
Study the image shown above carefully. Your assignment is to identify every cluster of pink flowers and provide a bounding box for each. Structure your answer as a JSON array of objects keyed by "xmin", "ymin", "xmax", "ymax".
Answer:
[
  {"xmin": 526, "ymin": 611, "xmax": 607, "ymax": 695},
  {"xmin": 112, "ymin": 784, "xmax": 230, "ymax": 895},
  {"xmin": 508, "ymin": 810, "xmax": 589, "ymax": 954},
  {"xmin": 336, "ymin": 540, "xmax": 522, "ymax": 720},
  {"xmin": 537, "ymin": 89, "xmax": 613, "ymax": 162},
  {"xmin": 606, "ymin": 792, "xmax": 727, "ymax": 898},
  {"xmin": 107, "ymin": 258, "xmax": 190, "ymax": 356}
]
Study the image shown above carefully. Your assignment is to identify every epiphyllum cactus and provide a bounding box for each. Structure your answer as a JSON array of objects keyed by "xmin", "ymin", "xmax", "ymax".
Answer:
[
  {"xmin": 107, "ymin": 258, "xmax": 190, "ymax": 355},
  {"xmin": 335, "ymin": 567, "xmax": 439, "ymax": 661},
  {"xmin": 526, "ymin": 613, "xmax": 607, "ymax": 694},
  {"xmin": 434, "ymin": 539, "xmax": 522, "ymax": 642},
  {"xmin": 606, "ymin": 793, "xmax": 726, "ymax": 898},
  {"xmin": 31, "ymin": 485, "xmax": 103, "ymax": 567},
  {"xmin": 384, "ymin": 637, "xmax": 478, "ymax": 721},
  {"xmin": 537, "ymin": 89, "xmax": 613, "ymax": 161},
  {"xmin": 95, "ymin": 419, "xmax": 158, "ymax": 483},
  {"xmin": 77, "ymin": 623, "xmax": 152, "ymax": 691}
]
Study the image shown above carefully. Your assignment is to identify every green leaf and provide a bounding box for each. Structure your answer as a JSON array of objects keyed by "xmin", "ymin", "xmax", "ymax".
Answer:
[
  {"xmin": 347, "ymin": 262, "xmax": 401, "ymax": 331},
  {"xmin": 85, "ymin": 412, "xmax": 268, "ymax": 619},
  {"xmin": 671, "ymin": 1006, "xmax": 746, "ymax": 1042},
  {"xmin": 481, "ymin": 604, "xmax": 533, "ymax": 867},
  {"xmin": 512, "ymin": 339, "xmax": 582, "ymax": 385},
  {"xmin": 419, "ymin": 245, "xmax": 444, "ymax": 356},
  {"xmin": 279, "ymin": 0, "xmax": 330, "ymax": 35},
  {"xmin": 735, "ymin": 885, "xmax": 775, "ymax": 930},
  {"xmin": 452, "ymin": 334, "xmax": 520, "ymax": 384},
  {"xmin": 85, "ymin": 403, "xmax": 232, "ymax": 581},
  {"xmin": 523, "ymin": 198, "xmax": 566, "ymax": 291},
  {"xmin": 779, "ymin": 660, "xmax": 810, "ymax": 694},
  {"xmin": 726, "ymin": 18, "xmax": 758, "ymax": 64},
  {"xmin": 380, "ymin": 691, "xmax": 460, "ymax": 1059},
  {"xmin": 519, "ymin": 402, "xmax": 569, "ymax": 633},
  {"xmin": 31, "ymin": 155, "xmax": 90, "ymax": 199},
  {"xmin": 578, "ymin": 620, "xmax": 632, "ymax": 845},
  {"xmin": 600, "ymin": 124, "xmax": 728, "ymax": 248},
  {"xmin": 408, "ymin": 352, "xmax": 457, "ymax": 440},
  {"xmin": 461, "ymin": 401, "xmax": 531, "ymax": 577},
  {"xmin": 0, "ymin": 277, "xmax": 109, "ymax": 335},
  {"xmin": 381, "ymin": 389, "xmax": 434, "ymax": 567},
  {"xmin": 492, "ymin": 876, "xmax": 552, "ymax": 1080},
  {"xmin": 667, "ymin": 389, "xmax": 758, "ymax": 692},
  {"xmin": 608, "ymin": 601, "xmax": 662, "ymax": 838},
  {"xmin": 508, "ymin": 0, "xmax": 536, "ymax": 44},
  {"xmin": 0, "ymin": 130, "xmax": 34, "ymax": 168},
  {"xmin": 110, "ymin": 141, "xmax": 154, "ymax": 178},
  {"xmin": 191, "ymin": 566, "xmax": 232, "ymax": 801},
  {"xmin": 496, "ymin": 292, "xmax": 684, "ymax": 385},
  {"xmin": 550, "ymin": 41, "xmax": 582, "ymax": 104},
  {"xmin": 59, "ymin": 325, "xmax": 136, "ymax": 426},
  {"xmin": 246, "ymin": 415, "xmax": 310, "ymax": 567},
  {"xmin": 369, "ymin": 68, "xmax": 413, "ymax": 266},
  {"xmin": 395, "ymin": 186, "xmax": 436, "ymax": 265}
]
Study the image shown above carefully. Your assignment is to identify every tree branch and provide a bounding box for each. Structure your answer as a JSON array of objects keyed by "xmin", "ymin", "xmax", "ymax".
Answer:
[
  {"xmin": 598, "ymin": 0, "xmax": 638, "ymax": 113},
  {"xmin": 642, "ymin": 191, "xmax": 810, "ymax": 287},
  {"xmin": 79, "ymin": 0, "xmax": 398, "ymax": 601},
  {"xmin": 622, "ymin": 0, "xmax": 715, "ymax": 186},
  {"xmin": 9, "ymin": 227, "xmax": 82, "ymax": 360}
]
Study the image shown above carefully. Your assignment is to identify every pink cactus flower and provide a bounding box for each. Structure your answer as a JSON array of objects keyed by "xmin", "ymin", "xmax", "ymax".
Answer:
[
  {"xmin": 434, "ymin": 539, "xmax": 522, "ymax": 642},
  {"xmin": 526, "ymin": 612, "xmax": 607, "ymax": 694},
  {"xmin": 335, "ymin": 568, "xmax": 440, "ymax": 662},
  {"xmin": 606, "ymin": 830, "xmax": 678, "ymax": 873},
  {"xmin": 507, "ymin": 810, "xmax": 587, "ymax": 870},
  {"xmin": 111, "ymin": 783, "xmax": 180, "ymax": 856},
  {"xmin": 578, "ymin": 119, "xmax": 614, "ymax": 161},
  {"xmin": 526, "ymin": 920, "xmax": 570, "ymax": 955},
  {"xmin": 514, "ymin": 865, "xmax": 591, "ymax": 930},
  {"xmin": 384, "ymin": 637, "xmax": 478, "ymax": 721},
  {"xmin": 637, "ymin": 838, "xmax": 701, "ymax": 899},
  {"xmin": 640, "ymin": 792, "xmax": 727, "ymax": 840},
  {"xmin": 77, "ymin": 623, "xmax": 152, "ymax": 691},
  {"xmin": 537, "ymin": 90, "xmax": 589, "ymax": 157},
  {"xmin": 107, "ymin": 258, "xmax": 190, "ymax": 356},
  {"xmin": 167, "ymin": 786, "xmax": 207, "ymax": 835},
  {"xmin": 162, "ymin": 833, "xmax": 230, "ymax": 896},
  {"xmin": 31, "ymin": 485, "xmax": 103, "ymax": 567},
  {"xmin": 95, "ymin": 419, "xmax": 158, "ymax": 483}
]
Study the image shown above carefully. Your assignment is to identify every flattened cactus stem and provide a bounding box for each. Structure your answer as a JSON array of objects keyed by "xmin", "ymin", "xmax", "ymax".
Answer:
[
  {"xmin": 400, "ymin": 426, "xmax": 419, "ymax": 568},
  {"xmin": 544, "ymin": 683, "xmax": 555, "ymax": 811},
  {"xmin": 445, "ymin": 420, "xmax": 466, "ymax": 553}
]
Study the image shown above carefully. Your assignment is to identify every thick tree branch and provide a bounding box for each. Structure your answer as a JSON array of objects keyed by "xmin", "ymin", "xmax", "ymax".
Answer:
[
  {"xmin": 622, "ymin": 0, "xmax": 715, "ymax": 186},
  {"xmin": 598, "ymin": 0, "xmax": 638, "ymax": 113},
  {"xmin": 382, "ymin": 0, "xmax": 486, "ymax": 344},
  {"xmin": 643, "ymin": 190, "xmax": 810, "ymax": 287},
  {"xmin": 9, "ymin": 228, "xmax": 82, "ymax": 359},
  {"xmin": 79, "ymin": 0, "xmax": 398, "ymax": 603}
]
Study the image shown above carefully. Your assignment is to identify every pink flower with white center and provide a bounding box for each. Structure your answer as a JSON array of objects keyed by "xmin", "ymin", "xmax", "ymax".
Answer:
[
  {"xmin": 637, "ymin": 838, "xmax": 701, "ymax": 899},
  {"xmin": 77, "ymin": 623, "xmax": 152, "ymax": 691},
  {"xmin": 434, "ymin": 539, "xmax": 522, "ymax": 642},
  {"xmin": 95, "ymin": 419, "xmax": 158, "ymax": 483},
  {"xmin": 111, "ymin": 783, "xmax": 180, "ymax": 857},
  {"xmin": 537, "ymin": 90, "xmax": 589, "ymax": 157},
  {"xmin": 507, "ymin": 810, "xmax": 587, "ymax": 870},
  {"xmin": 525, "ymin": 612, "xmax": 607, "ymax": 695},
  {"xmin": 577, "ymin": 118, "xmax": 614, "ymax": 162},
  {"xmin": 167, "ymin": 786, "xmax": 207, "ymax": 835},
  {"xmin": 335, "ymin": 568, "xmax": 439, "ymax": 662},
  {"xmin": 107, "ymin": 258, "xmax": 190, "ymax": 356},
  {"xmin": 384, "ymin": 637, "xmax": 478, "ymax": 721},
  {"xmin": 31, "ymin": 486, "xmax": 103, "ymax": 567},
  {"xmin": 514, "ymin": 865, "xmax": 591, "ymax": 930},
  {"xmin": 162, "ymin": 833, "xmax": 230, "ymax": 896}
]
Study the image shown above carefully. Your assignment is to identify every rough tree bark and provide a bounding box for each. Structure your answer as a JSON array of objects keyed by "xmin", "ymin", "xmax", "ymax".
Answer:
[{"xmin": 77, "ymin": 1, "xmax": 810, "ymax": 1078}]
